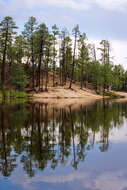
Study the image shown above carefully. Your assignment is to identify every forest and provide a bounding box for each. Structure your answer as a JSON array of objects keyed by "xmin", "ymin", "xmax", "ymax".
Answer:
[{"xmin": 0, "ymin": 16, "xmax": 127, "ymax": 95}]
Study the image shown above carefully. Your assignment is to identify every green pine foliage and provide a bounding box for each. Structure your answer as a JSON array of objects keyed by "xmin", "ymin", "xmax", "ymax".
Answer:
[
  {"xmin": 0, "ymin": 15, "xmax": 127, "ymax": 97},
  {"xmin": 10, "ymin": 64, "xmax": 28, "ymax": 90}
]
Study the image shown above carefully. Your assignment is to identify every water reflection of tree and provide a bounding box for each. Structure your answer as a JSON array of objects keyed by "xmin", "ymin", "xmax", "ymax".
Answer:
[{"xmin": 0, "ymin": 101, "xmax": 126, "ymax": 177}]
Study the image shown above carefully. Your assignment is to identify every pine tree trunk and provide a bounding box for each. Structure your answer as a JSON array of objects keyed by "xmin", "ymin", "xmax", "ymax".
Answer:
[
  {"xmin": 31, "ymin": 38, "xmax": 35, "ymax": 89},
  {"xmin": 38, "ymin": 39, "xmax": 43, "ymax": 91},
  {"xmin": 1, "ymin": 29, "xmax": 8, "ymax": 88},
  {"xmin": 45, "ymin": 49, "xmax": 49, "ymax": 91},
  {"xmin": 69, "ymin": 34, "xmax": 76, "ymax": 89},
  {"xmin": 81, "ymin": 57, "xmax": 84, "ymax": 89},
  {"xmin": 53, "ymin": 38, "xmax": 56, "ymax": 87}
]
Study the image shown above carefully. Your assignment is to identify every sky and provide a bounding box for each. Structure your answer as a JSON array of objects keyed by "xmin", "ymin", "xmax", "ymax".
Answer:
[{"xmin": 0, "ymin": 0, "xmax": 127, "ymax": 68}]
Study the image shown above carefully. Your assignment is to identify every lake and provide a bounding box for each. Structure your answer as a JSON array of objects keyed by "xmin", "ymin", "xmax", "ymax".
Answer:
[{"xmin": 0, "ymin": 100, "xmax": 127, "ymax": 190}]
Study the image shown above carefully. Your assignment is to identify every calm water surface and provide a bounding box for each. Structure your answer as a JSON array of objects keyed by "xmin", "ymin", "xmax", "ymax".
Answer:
[{"xmin": 0, "ymin": 100, "xmax": 127, "ymax": 190}]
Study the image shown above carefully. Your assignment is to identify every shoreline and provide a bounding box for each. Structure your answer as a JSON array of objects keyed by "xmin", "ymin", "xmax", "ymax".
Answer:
[
  {"xmin": 1, "ymin": 87, "xmax": 127, "ymax": 108},
  {"xmin": 31, "ymin": 86, "xmax": 103, "ymax": 108},
  {"xmin": 32, "ymin": 86, "xmax": 102, "ymax": 98},
  {"xmin": 31, "ymin": 87, "xmax": 127, "ymax": 108}
]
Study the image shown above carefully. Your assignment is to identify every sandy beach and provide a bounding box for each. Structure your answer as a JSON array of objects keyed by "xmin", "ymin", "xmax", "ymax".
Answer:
[
  {"xmin": 31, "ymin": 86, "xmax": 102, "ymax": 108},
  {"xmin": 30, "ymin": 84, "xmax": 127, "ymax": 108}
]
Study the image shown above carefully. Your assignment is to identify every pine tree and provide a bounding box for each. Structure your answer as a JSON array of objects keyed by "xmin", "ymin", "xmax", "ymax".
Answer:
[
  {"xmin": 10, "ymin": 63, "xmax": 28, "ymax": 90},
  {"xmin": 22, "ymin": 16, "xmax": 37, "ymax": 89},
  {"xmin": 0, "ymin": 16, "xmax": 17, "ymax": 88},
  {"xmin": 78, "ymin": 33, "xmax": 88, "ymax": 89},
  {"xmin": 69, "ymin": 25, "xmax": 80, "ymax": 88},
  {"xmin": 36, "ymin": 23, "xmax": 48, "ymax": 91},
  {"xmin": 52, "ymin": 24, "xmax": 59, "ymax": 87}
]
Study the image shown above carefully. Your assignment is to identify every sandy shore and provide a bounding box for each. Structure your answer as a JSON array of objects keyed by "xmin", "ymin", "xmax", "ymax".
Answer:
[
  {"xmin": 31, "ymin": 86, "xmax": 102, "ymax": 108},
  {"xmin": 31, "ymin": 86, "xmax": 127, "ymax": 108},
  {"xmin": 33, "ymin": 86, "xmax": 102, "ymax": 98}
]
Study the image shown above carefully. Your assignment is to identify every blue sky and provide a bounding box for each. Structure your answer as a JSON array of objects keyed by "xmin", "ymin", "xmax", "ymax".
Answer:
[{"xmin": 0, "ymin": 0, "xmax": 127, "ymax": 68}]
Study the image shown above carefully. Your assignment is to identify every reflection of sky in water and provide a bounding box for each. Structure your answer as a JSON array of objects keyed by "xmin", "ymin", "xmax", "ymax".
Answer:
[
  {"xmin": 3, "ymin": 142, "xmax": 127, "ymax": 189},
  {"xmin": 98, "ymin": 118, "xmax": 127, "ymax": 143},
  {"xmin": 5, "ymin": 143, "xmax": 127, "ymax": 190},
  {"xmin": 1, "ymin": 103, "xmax": 127, "ymax": 190}
]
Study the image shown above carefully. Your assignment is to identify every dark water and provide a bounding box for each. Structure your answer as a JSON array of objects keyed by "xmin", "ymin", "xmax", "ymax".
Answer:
[{"xmin": 0, "ymin": 100, "xmax": 127, "ymax": 190}]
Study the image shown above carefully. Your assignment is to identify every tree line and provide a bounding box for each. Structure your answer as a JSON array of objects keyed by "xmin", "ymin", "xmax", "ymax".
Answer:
[{"xmin": 0, "ymin": 16, "xmax": 127, "ymax": 92}]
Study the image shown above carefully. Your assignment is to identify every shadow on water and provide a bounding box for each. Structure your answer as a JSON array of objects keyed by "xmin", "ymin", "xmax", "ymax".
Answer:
[{"xmin": 0, "ymin": 99, "xmax": 126, "ymax": 178}]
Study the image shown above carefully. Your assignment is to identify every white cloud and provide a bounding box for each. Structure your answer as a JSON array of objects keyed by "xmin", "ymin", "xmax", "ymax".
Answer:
[
  {"xmin": 89, "ymin": 38, "xmax": 127, "ymax": 69},
  {"xmin": 1, "ymin": 0, "xmax": 127, "ymax": 12},
  {"xmin": 111, "ymin": 40, "xmax": 127, "ymax": 69},
  {"xmin": 11, "ymin": 167, "xmax": 127, "ymax": 190},
  {"xmin": 94, "ymin": 170, "xmax": 127, "ymax": 190},
  {"xmin": 15, "ymin": 0, "xmax": 92, "ymax": 10},
  {"xmin": 0, "ymin": 0, "xmax": 92, "ymax": 12},
  {"xmin": 95, "ymin": 0, "xmax": 127, "ymax": 11}
]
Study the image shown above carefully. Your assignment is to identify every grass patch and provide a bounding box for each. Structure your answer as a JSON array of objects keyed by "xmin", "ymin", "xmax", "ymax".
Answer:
[
  {"xmin": 104, "ymin": 91, "xmax": 125, "ymax": 99},
  {"xmin": 0, "ymin": 90, "xmax": 29, "ymax": 101}
]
